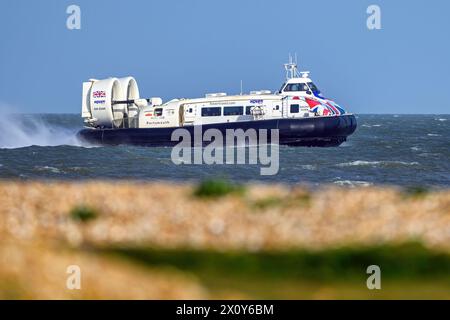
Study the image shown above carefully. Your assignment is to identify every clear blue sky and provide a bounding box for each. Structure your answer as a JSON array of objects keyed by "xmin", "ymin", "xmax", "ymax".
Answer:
[{"xmin": 0, "ymin": 0, "xmax": 449, "ymax": 114}]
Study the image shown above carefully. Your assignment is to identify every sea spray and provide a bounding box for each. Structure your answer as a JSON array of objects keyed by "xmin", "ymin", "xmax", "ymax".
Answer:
[{"xmin": 0, "ymin": 114, "xmax": 82, "ymax": 149}]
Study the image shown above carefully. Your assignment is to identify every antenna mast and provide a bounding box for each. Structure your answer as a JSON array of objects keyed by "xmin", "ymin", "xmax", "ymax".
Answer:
[{"xmin": 284, "ymin": 53, "xmax": 300, "ymax": 79}]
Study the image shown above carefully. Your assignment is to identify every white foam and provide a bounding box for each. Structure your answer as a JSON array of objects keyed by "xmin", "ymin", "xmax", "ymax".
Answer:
[
  {"xmin": 336, "ymin": 160, "xmax": 419, "ymax": 167},
  {"xmin": 336, "ymin": 160, "xmax": 380, "ymax": 167},
  {"xmin": 0, "ymin": 113, "xmax": 82, "ymax": 149},
  {"xmin": 362, "ymin": 124, "xmax": 382, "ymax": 128},
  {"xmin": 34, "ymin": 166, "xmax": 62, "ymax": 174},
  {"xmin": 333, "ymin": 180, "xmax": 372, "ymax": 187},
  {"xmin": 300, "ymin": 164, "xmax": 316, "ymax": 170}
]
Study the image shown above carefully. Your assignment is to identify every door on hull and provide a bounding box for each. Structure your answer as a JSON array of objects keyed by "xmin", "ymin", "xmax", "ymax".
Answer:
[
  {"xmin": 184, "ymin": 104, "xmax": 196, "ymax": 124},
  {"xmin": 179, "ymin": 105, "xmax": 185, "ymax": 126},
  {"xmin": 272, "ymin": 103, "xmax": 282, "ymax": 118}
]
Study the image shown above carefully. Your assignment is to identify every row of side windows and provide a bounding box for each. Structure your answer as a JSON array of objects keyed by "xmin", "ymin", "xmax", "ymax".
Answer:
[
  {"xmin": 201, "ymin": 106, "xmax": 256, "ymax": 117},
  {"xmin": 197, "ymin": 105, "xmax": 301, "ymax": 116}
]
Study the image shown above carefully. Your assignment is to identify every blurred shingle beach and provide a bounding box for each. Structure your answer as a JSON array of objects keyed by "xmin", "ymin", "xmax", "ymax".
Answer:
[{"xmin": 1, "ymin": 181, "xmax": 449, "ymax": 299}]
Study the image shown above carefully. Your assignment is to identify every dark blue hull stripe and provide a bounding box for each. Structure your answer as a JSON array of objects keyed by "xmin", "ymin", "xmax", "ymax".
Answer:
[{"xmin": 77, "ymin": 115, "xmax": 357, "ymax": 148}]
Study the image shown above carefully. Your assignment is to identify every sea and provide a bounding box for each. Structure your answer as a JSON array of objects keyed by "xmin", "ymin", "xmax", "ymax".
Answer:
[{"xmin": 0, "ymin": 114, "xmax": 449, "ymax": 188}]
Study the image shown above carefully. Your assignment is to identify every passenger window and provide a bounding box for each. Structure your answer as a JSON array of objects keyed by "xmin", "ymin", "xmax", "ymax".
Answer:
[
  {"xmin": 201, "ymin": 107, "xmax": 222, "ymax": 117},
  {"xmin": 245, "ymin": 106, "xmax": 253, "ymax": 115},
  {"xmin": 154, "ymin": 108, "xmax": 163, "ymax": 116},
  {"xmin": 224, "ymin": 106, "xmax": 243, "ymax": 116},
  {"xmin": 290, "ymin": 104, "xmax": 300, "ymax": 113}
]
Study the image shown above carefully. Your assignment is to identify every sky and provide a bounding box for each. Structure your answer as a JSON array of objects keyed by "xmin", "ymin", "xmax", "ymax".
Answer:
[{"xmin": 0, "ymin": 0, "xmax": 449, "ymax": 114}]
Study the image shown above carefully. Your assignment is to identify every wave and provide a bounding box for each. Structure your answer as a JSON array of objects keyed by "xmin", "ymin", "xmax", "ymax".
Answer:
[
  {"xmin": 361, "ymin": 124, "xmax": 382, "ymax": 128},
  {"xmin": 300, "ymin": 164, "xmax": 317, "ymax": 170},
  {"xmin": 336, "ymin": 160, "xmax": 419, "ymax": 168},
  {"xmin": 33, "ymin": 166, "xmax": 62, "ymax": 174},
  {"xmin": 0, "ymin": 114, "xmax": 83, "ymax": 149},
  {"xmin": 333, "ymin": 180, "xmax": 372, "ymax": 187}
]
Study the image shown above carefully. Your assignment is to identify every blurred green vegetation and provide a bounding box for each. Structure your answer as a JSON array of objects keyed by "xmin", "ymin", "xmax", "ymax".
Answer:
[
  {"xmin": 252, "ymin": 192, "xmax": 311, "ymax": 210},
  {"xmin": 403, "ymin": 186, "xmax": 430, "ymax": 199},
  {"xmin": 70, "ymin": 205, "xmax": 98, "ymax": 223},
  {"xmin": 109, "ymin": 243, "xmax": 450, "ymax": 280},
  {"xmin": 193, "ymin": 179, "xmax": 245, "ymax": 198},
  {"xmin": 252, "ymin": 196, "xmax": 284, "ymax": 209},
  {"xmin": 105, "ymin": 242, "xmax": 450, "ymax": 299}
]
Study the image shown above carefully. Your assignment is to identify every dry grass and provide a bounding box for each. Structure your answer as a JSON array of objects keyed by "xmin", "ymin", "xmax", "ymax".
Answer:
[{"xmin": 0, "ymin": 241, "xmax": 208, "ymax": 299}]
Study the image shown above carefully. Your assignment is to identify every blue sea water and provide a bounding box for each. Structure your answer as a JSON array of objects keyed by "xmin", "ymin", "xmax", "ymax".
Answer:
[{"xmin": 0, "ymin": 114, "xmax": 449, "ymax": 188}]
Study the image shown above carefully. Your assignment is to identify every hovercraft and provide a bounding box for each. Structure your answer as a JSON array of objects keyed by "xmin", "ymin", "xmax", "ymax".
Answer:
[{"xmin": 77, "ymin": 59, "xmax": 357, "ymax": 147}]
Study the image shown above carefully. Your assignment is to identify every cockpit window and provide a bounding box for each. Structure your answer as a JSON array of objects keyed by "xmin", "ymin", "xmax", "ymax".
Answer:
[
  {"xmin": 283, "ymin": 83, "xmax": 309, "ymax": 92},
  {"xmin": 307, "ymin": 82, "xmax": 320, "ymax": 93}
]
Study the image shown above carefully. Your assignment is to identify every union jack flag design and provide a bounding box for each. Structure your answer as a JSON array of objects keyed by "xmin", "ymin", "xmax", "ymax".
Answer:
[
  {"xmin": 93, "ymin": 91, "xmax": 106, "ymax": 98},
  {"xmin": 305, "ymin": 97, "xmax": 345, "ymax": 116}
]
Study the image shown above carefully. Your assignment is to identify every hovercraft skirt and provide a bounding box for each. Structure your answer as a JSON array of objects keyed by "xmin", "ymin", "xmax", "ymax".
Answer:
[{"xmin": 77, "ymin": 114, "xmax": 357, "ymax": 147}]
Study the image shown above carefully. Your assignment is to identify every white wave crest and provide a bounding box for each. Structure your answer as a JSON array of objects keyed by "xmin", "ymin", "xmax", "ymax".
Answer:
[
  {"xmin": 300, "ymin": 164, "xmax": 317, "ymax": 170},
  {"xmin": 34, "ymin": 166, "xmax": 62, "ymax": 174},
  {"xmin": 333, "ymin": 180, "xmax": 373, "ymax": 187},
  {"xmin": 361, "ymin": 124, "xmax": 382, "ymax": 128},
  {"xmin": 336, "ymin": 160, "xmax": 419, "ymax": 167}
]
